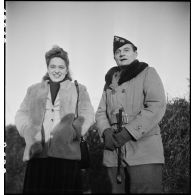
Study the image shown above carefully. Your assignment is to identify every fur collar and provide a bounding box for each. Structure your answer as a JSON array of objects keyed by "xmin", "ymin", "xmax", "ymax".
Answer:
[{"xmin": 104, "ymin": 60, "xmax": 148, "ymax": 91}]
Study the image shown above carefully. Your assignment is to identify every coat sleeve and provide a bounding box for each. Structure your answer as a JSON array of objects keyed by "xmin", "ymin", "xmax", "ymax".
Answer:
[
  {"xmin": 15, "ymin": 86, "xmax": 32, "ymax": 137},
  {"xmin": 95, "ymin": 91, "xmax": 111, "ymax": 137},
  {"xmin": 125, "ymin": 67, "xmax": 166, "ymax": 140},
  {"xmin": 78, "ymin": 85, "xmax": 95, "ymax": 136}
]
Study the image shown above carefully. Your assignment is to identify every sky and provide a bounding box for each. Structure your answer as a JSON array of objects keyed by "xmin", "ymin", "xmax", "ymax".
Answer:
[{"xmin": 5, "ymin": 1, "xmax": 190, "ymax": 125}]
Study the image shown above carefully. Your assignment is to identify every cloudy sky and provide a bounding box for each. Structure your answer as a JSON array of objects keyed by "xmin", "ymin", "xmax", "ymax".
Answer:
[{"xmin": 5, "ymin": 1, "xmax": 190, "ymax": 125}]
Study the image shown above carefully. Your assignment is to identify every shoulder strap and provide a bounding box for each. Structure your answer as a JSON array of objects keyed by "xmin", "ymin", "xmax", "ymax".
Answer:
[
  {"xmin": 74, "ymin": 80, "xmax": 79, "ymax": 119},
  {"xmin": 74, "ymin": 80, "xmax": 85, "ymax": 140}
]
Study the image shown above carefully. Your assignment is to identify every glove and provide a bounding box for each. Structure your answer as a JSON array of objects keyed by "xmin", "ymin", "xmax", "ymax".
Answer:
[
  {"xmin": 72, "ymin": 116, "xmax": 85, "ymax": 139},
  {"xmin": 113, "ymin": 127, "xmax": 136, "ymax": 148},
  {"xmin": 103, "ymin": 128, "xmax": 118, "ymax": 151},
  {"xmin": 51, "ymin": 113, "xmax": 77, "ymax": 143},
  {"xmin": 29, "ymin": 141, "xmax": 43, "ymax": 158}
]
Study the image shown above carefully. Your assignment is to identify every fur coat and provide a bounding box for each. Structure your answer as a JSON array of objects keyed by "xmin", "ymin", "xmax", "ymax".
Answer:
[{"xmin": 15, "ymin": 80, "xmax": 94, "ymax": 161}]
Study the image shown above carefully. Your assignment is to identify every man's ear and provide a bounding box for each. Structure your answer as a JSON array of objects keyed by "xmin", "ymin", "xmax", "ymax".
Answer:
[{"xmin": 134, "ymin": 51, "xmax": 138, "ymax": 59}]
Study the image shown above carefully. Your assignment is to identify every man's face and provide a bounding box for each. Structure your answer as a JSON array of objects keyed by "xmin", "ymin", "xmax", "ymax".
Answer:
[
  {"xmin": 47, "ymin": 57, "xmax": 67, "ymax": 82},
  {"xmin": 114, "ymin": 43, "xmax": 137, "ymax": 66}
]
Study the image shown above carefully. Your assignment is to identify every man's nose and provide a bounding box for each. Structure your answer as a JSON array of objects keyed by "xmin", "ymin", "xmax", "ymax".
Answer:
[
  {"xmin": 119, "ymin": 51, "xmax": 125, "ymax": 57},
  {"xmin": 119, "ymin": 53, "xmax": 125, "ymax": 57}
]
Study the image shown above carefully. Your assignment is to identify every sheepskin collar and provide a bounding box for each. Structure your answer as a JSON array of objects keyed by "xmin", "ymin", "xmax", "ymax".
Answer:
[{"xmin": 104, "ymin": 60, "xmax": 148, "ymax": 91}]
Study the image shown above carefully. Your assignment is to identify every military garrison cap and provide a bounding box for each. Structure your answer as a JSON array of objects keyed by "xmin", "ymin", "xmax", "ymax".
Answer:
[{"xmin": 113, "ymin": 36, "xmax": 137, "ymax": 54}]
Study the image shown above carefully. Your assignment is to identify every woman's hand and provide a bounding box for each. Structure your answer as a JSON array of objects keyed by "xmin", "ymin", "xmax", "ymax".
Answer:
[{"xmin": 51, "ymin": 113, "xmax": 77, "ymax": 143}]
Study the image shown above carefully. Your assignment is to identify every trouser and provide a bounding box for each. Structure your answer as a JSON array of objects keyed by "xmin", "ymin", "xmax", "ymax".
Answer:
[{"xmin": 107, "ymin": 164, "xmax": 163, "ymax": 194}]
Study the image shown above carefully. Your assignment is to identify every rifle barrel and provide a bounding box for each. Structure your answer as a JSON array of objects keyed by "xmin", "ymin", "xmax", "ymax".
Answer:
[{"xmin": 116, "ymin": 108, "xmax": 123, "ymax": 184}]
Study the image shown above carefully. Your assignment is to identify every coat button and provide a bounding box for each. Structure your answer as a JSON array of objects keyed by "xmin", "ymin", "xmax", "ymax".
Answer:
[
  {"xmin": 51, "ymin": 119, "xmax": 54, "ymax": 122},
  {"xmin": 138, "ymin": 125, "xmax": 142, "ymax": 129}
]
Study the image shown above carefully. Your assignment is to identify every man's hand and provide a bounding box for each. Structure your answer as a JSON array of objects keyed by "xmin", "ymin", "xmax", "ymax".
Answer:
[
  {"xmin": 103, "ymin": 128, "xmax": 118, "ymax": 151},
  {"xmin": 113, "ymin": 127, "xmax": 136, "ymax": 148}
]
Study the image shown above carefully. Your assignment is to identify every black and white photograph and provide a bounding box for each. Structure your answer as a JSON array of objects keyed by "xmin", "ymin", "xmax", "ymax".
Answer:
[{"xmin": 5, "ymin": 1, "xmax": 190, "ymax": 194}]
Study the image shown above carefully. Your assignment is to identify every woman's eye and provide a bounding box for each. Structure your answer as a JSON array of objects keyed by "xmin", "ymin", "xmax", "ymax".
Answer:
[{"xmin": 49, "ymin": 65, "xmax": 55, "ymax": 69}]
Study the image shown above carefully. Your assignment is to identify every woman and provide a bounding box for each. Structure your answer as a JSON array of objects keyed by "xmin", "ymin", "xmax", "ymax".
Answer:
[{"xmin": 15, "ymin": 46, "xmax": 94, "ymax": 193}]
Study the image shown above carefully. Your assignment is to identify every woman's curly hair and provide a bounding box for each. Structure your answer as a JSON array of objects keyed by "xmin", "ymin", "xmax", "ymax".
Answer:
[{"xmin": 44, "ymin": 45, "xmax": 72, "ymax": 81}]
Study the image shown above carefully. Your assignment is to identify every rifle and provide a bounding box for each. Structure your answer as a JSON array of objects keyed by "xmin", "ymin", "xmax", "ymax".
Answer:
[{"xmin": 116, "ymin": 108, "xmax": 123, "ymax": 184}]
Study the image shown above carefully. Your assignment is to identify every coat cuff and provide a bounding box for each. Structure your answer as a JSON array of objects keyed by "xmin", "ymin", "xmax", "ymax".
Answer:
[
  {"xmin": 125, "ymin": 123, "xmax": 145, "ymax": 141},
  {"xmin": 100, "ymin": 125, "xmax": 111, "ymax": 138}
]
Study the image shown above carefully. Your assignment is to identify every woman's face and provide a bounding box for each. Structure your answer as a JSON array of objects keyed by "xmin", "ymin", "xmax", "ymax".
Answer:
[{"xmin": 47, "ymin": 57, "xmax": 67, "ymax": 82}]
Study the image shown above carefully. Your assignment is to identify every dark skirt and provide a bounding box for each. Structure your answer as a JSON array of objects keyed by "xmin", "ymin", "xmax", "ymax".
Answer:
[{"xmin": 23, "ymin": 157, "xmax": 82, "ymax": 194}]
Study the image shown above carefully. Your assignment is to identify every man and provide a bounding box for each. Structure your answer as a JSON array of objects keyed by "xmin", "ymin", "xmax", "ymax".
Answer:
[{"xmin": 95, "ymin": 36, "xmax": 166, "ymax": 193}]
